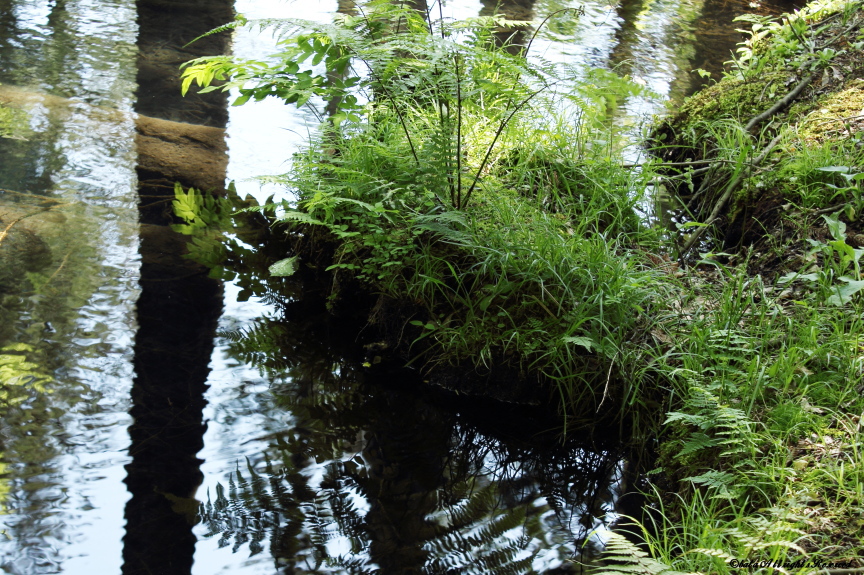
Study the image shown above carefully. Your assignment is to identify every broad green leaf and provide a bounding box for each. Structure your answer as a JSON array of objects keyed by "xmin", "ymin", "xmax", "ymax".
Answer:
[
  {"xmin": 816, "ymin": 165, "xmax": 851, "ymax": 173},
  {"xmin": 822, "ymin": 213, "xmax": 846, "ymax": 240},
  {"xmin": 269, "ymin": 256, "xmax": 299, "ymax": 277},
  {"xmin": 827, "ymin": 279, "xmax": 864, "ymax": 305},
  {"xmin": 676, "ymin": 221, "xmax": 710, "ymax": 229}
]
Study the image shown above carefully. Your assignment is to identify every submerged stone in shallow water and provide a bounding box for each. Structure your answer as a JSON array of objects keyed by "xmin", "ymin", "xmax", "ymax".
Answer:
[{"xmin": 0, "ymin": 221, "xmax": 52, "ymax": 291}]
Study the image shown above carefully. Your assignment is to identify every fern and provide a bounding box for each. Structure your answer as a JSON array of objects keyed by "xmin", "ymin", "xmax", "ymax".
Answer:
[
  {"xmin": 684, "ymin": 470, "xmax": 737, "ymax": 491},
  {"xmin": 590, "ymin": 532, "xmax": 703, "ymax": 575},
  {"xmin": 665, "ymin": 385, "xmax": 757, "ymax": 467}
]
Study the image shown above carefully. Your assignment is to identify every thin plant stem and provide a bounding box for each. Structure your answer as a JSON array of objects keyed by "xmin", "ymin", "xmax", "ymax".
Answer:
[
  {"xmin": 350, "ymin": 50, "xmax": 420, "ymax": 166},
  {"xmin": 462, "ymin": 84, "xmax": 549, "ymax": 208},
  {"xmin": 455, "ymin": 52, "xmax": 463, "ymax": 208},
  {"xmin": 523, "ymin": 8, "xmax": 582, "ymax": 58}
]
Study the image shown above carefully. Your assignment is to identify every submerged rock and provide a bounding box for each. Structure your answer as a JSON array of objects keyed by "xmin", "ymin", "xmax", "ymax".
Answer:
[{"xmin": 0, "ymin": 213, "xmax": 53, "ymax": 292}]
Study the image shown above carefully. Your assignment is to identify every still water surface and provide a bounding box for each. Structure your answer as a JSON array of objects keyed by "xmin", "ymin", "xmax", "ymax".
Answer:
[{"xmin": 0, "ymin": 0, "xmax": 796, "ymax": 571}]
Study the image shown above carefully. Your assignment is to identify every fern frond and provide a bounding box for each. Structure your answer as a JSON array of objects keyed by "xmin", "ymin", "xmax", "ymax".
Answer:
[
  {"xmin": 182, "ymin": 16, "xmax": 248, "ymax": 48},
  {"xmin": 687, "ymin": 548, "xmax": 733, "ymax": 561},
  {"xmin": 591, "ymin": 532, "xmax": 703, "ymax": 575},
  {"xmin": 277, "ymin": 210, "xmax": 325, "ymax": 225},
  {"xmin": 677, "ymin": 433, "xmax": 718, "ymax": 457},
  {"xmin": 684, "ymin": 470, "xmax": 737, "ymax": 490}
]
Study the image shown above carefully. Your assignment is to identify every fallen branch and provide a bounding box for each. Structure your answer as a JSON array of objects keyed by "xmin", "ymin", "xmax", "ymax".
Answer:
[
  {"xmin": 679, "ymin": 133, "xmax": 784, "ymax": 259},
  {"xmin": 744, "ymin": 73, "xmax": 814, "ymax": 132},
  {"xmin": 812, "ymin": 201, "xmax": 857, "ymax": 215},
  {"xmin": 622, "ymin": 159, "xmax": 740, "ymax": 169}
]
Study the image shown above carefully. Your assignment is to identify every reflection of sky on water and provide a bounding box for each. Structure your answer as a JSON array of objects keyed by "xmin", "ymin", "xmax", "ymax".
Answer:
[
  {"xmin": 224, "ymin": 0, "xmax": 335, "ymax": 205},
  {"xmin": 0, "ymin": 0, "xmax": 139, "ymax": 572}
]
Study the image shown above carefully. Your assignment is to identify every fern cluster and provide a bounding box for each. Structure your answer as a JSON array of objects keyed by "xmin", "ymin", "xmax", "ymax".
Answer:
[{"xmin": 175, "ymin": 0, "xmax": 666, "ymax": 424}]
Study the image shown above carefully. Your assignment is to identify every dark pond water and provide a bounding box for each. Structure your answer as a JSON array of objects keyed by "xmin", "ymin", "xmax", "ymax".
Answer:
[{"xmin": 0, "ymin": 0, "xmax": 800, "ymax": 572}]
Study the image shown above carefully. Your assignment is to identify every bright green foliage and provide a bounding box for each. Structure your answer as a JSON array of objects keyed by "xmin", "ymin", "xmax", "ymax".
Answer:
[
  {"xmin": 181, "ymin": 0, "xmax": 646, "ymax": 210},
  {"xmin": 0, "ymin": 102, "xmax": 29, "ymax": 140},
  {"xmin": 727, "ymin": 0, "xmax": 863, "ymax": 78},
  {"xmin": 178, "ymin": 0, "xmax": 663, "ymax": 422},
  {"xmin": 178, "ymin": 1, "xmax": 864, "ymax": 570}
]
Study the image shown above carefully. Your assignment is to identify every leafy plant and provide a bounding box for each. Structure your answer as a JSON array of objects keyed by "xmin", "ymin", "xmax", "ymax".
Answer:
[
  {"xmin": 778, "ymin": 212, "xmax": 864, "ymax": 305},
  {"xmin": 818, "ymin": 165, "xmax": 864, "ymax": 219},
  {"xmin": 181, "ymin": 0, "xmax": 644, "ymax": 210},
  {"xmin": 175, "ymin": 0, "xmax": 665, "ymax": 426}
]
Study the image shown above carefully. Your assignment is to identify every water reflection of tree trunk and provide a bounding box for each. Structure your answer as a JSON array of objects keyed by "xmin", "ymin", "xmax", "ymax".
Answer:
[
  {"xmin": 359, "ymin": 389, "xmax": 451, "ymax": 573},
  {"xmin": 607, "ymin": 0, "xmax": 647, "ymax": 77},
  {"xmin": 122, "ymin": 0, "xmax": 232, "ymax": 573},
  {"xmin": 479, "ymin": 0, "xmax": 535, "ymax": 54}
]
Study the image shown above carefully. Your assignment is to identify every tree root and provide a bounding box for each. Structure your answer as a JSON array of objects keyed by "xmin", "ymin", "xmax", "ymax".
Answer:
[{"xmin": 679, "ymin": 133, "xmax": 784, "ymax": 259}]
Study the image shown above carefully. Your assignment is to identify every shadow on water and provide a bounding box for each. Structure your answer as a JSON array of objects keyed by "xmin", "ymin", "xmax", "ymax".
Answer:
[
  {"xmin": 188, "ymin": 213, "xmax": 632, "ymax": 573},
  {"xmin": 122, "ymin": 0, "xmax": 231, "ymax": 572}
]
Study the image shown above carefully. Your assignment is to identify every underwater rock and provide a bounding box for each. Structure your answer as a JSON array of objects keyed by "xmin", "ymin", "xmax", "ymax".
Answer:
[{"xmin": 0, "ymin": 218, "xmax": 52, "ymax": 292}]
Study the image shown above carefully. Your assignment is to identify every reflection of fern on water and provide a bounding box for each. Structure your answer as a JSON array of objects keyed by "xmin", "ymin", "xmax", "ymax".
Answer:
[
  {"xmin": 204, "ymin": 289, "xmax": 630, "ymax": 573},
  {"xmin": 444, "ymin": 423, "xmax": 625, "ymax": 563},
  {"xmin": 197, "ymin": 435, "xmax": 626, "ymax": 574},
  {"xmin": 423, "ymin": 481, "xmax": 544, "ymax": 574},
  {"xmin": 198, "ymin": 457, "xmax": 374, "ymax": 573},
  {"xmin": 198, "ymin": 461, "xmax": 548, "ymax": 574}
]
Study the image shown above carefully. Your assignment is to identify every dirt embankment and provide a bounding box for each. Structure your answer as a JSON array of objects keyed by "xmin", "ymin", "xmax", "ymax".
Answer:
[{"xmin": 651, "ymin": 0, "xmax": 864, "ymax": 274}]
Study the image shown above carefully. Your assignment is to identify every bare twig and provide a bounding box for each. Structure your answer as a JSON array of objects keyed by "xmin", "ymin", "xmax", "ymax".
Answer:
[
  {"xmin": 597, "ymin": 350, "xmax": 619, "ymax": 413},
  {"xmin": 812, "ymin": 201, "xmax": 856, "ymax": 215},
  {"xmin": 819, "ymin": 15, "xmax": 863, "ymax": 50},
  {"xmin": 812, "ymin": 113, "xmax": 864, "ymax": 128},
  {"xmin": 679, "ymin": 133, "xmax": 784, "ymax": 258},
  {"xmin": 744, "ymin": 73, "xmax": 814, "ymax": 132}
]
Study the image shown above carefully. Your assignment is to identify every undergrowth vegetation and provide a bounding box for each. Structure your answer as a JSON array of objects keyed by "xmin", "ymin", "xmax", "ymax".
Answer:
[
  {"xmin": 177, "ymin": 0, "xmax": 864, "ymax": 572},
  {"xmin": 180, "ymin": 0, "xmax": 667, "ymax": 426}
]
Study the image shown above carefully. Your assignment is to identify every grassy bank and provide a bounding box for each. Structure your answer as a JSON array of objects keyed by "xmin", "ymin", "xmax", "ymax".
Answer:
[
  {"xmin": 635, "ymin": 0, "xmax": 864, "ymax": 571},
  {"xmin": 177, "ymin": 0, "xmax": 864, "ymax": 571}
]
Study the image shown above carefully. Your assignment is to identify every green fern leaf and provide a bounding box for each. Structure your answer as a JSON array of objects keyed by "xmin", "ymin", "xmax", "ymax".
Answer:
[{"xmin": 592, "ymin": 532, "xmax": 703, "ymax": 575}]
